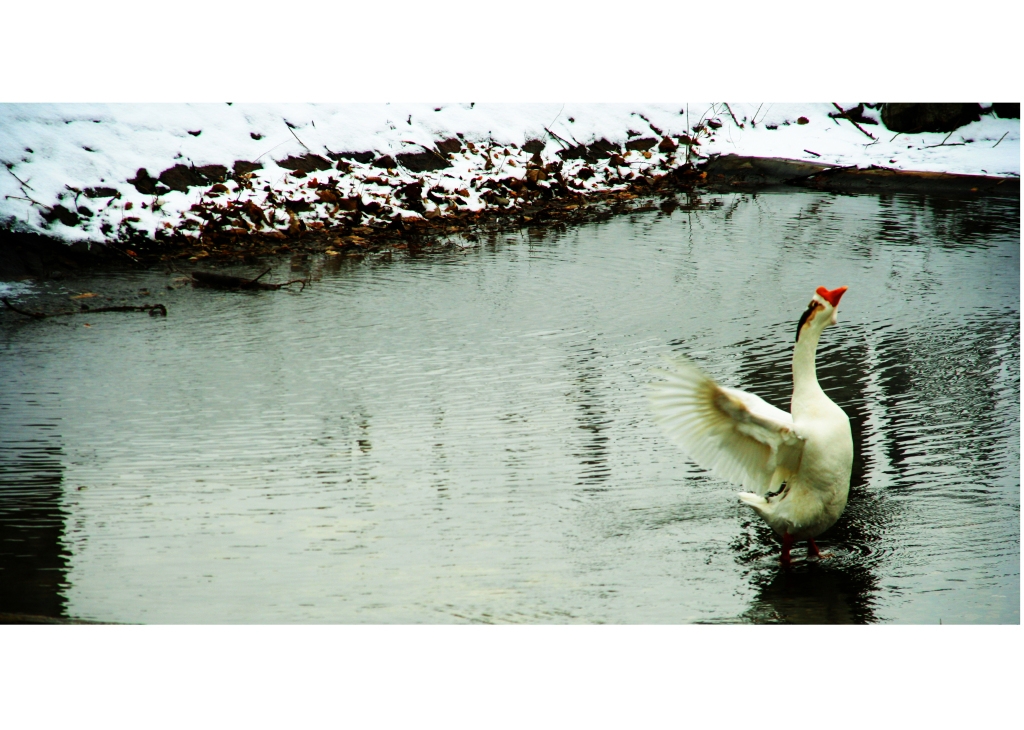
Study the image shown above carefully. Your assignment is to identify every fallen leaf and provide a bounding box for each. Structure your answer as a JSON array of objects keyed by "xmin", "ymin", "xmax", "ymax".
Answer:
[{"xmin": 70, "ymin": 292, "xmax": 98, "ymax": 300}]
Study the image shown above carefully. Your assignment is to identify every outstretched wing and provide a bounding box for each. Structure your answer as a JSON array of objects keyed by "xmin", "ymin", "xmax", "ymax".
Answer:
[{"xmin": 648, "ymin": 355, "xmax": 805, "ymax": 495}]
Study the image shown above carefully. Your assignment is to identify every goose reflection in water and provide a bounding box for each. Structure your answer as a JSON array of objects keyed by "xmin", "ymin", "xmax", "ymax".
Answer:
[{"xmin": 743, "ymin": 560, "xmax": 879, "ymax": 624}]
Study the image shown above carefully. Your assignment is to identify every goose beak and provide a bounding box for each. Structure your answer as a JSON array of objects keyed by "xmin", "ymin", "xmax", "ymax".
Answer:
[{"xmin": 816, "ymin": 286, "xmax": 848, "ymax": 308}]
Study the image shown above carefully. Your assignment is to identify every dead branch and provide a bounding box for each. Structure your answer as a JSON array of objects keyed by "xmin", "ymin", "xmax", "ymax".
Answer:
[{"xmin": 250, "ymin": 267, "xmax": 272, "ymax": 283}]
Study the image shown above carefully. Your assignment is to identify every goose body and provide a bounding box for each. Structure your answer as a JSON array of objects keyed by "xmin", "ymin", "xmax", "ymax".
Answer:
[{"xmin": 649, "ymin": 286, "xmax": 853, "ymax": 566}]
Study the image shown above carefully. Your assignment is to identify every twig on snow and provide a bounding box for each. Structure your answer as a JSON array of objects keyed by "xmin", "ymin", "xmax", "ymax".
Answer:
[
  {"xmin": 992, "ymin": 131, "xmax": 1008, "ymax": 148},
  {"xmin": 254, "ymin": 140, "xmax": 289, "ymax": 163},
  {"xmin": 920, "ymin": 130, "xmax": 962, "ymax": 149},
  {"xmin": 5, "ymin": 194, "xmax": 46, "ymax": 208},
  {"xmin": 831, "ymin": 103, "xmax": 877, "ymax": 140},
  {"xmin": 546, "ymin": 104, "xmax": 565, "ymax": 132},
  {"xmin": 285, "ymin": 122, "xmax": 311, "ymax": 152},
  {"xmin": 750, "ymin": 103, "xmax": 764, "ymax": 127},
  {"xmin": 723, "ymin": 103, "xmax": 743, "ymax": 128},
  {"xmin": 544, "ymin": 127, "xmax": 572, "ymax": 149},
  {"xmin": 3, "ymin": 163, "xmax": 34, "ymax": 190}
]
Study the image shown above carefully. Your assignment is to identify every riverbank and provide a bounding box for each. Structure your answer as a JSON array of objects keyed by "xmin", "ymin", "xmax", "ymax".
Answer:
[{"xmin": 1, "ymin": 103, "xmax": 1018, "ymax": 281}]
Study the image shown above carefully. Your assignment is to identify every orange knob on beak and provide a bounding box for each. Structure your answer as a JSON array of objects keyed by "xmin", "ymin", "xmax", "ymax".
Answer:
[{"xmin": 816, "ymin": 286, "xmax": 848, "ymax": 307}]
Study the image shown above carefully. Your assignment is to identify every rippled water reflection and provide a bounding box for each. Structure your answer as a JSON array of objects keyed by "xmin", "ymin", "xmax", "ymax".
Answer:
[{"xmin": 1, "ymin": 191, "xmax": 1018, "ymax": 623}]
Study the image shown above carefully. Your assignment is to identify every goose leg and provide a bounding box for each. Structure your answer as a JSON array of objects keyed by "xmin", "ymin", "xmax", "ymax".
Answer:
[
  {"xmin": 780, "ymin": 532, "xmax": 795, "ymax": 568},
  {"xmin": 807, "ymin": 538, "xmax": 830, "ymax": 559}
]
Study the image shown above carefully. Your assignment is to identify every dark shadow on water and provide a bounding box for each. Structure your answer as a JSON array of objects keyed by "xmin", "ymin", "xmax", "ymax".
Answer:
[
  {"xmin": 0, "ymin": 409, "xmax": 71, "ymax": 620},
  {"xmin": 567, "ymin": 344, "xmax": 612, "ymax": 492}
]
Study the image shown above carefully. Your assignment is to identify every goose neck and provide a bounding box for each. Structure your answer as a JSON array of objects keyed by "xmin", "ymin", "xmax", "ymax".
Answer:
[{"xmin": 792, "ymin": 328, "xmax": 825, "ymax": 404}]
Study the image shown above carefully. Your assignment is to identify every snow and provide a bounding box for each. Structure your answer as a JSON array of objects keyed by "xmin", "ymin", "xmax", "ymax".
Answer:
[
  {"xmin": 0, "ymin": 103, "xmax": 1018, "ymax": 246},
  {"xmin": 706, "ymin": 103, "xmax": 1019, "ymax": 176}
]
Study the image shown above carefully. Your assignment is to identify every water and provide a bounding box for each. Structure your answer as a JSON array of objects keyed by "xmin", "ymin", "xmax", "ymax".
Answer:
[{"xmin": 1, "ymin": 191, "xmax": 1018, "ymax": 624}]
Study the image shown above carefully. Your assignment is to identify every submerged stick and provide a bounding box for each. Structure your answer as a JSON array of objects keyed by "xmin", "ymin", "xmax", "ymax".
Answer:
[
  {"xmin": 1, "ymin": 297, "xmax": 46, "ymax": 319},
  {"xmin": 191, "ymin": 269, "xmax": 307, "ymax": 291},
  {"xmin": 2, "ymin": 297, "xmax": 167, "ymax": 319}
]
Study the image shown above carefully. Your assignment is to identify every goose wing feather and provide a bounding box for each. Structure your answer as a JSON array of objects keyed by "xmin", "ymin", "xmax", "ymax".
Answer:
[{"xmin": 649, "ymin": 355, "xmax": 805, "ymax": 495}]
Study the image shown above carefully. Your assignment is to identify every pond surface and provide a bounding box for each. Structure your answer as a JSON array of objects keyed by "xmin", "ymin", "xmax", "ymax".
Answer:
[{"xmin": 1, "ymin": 191, "xmax": 1018, "ymax": 623}]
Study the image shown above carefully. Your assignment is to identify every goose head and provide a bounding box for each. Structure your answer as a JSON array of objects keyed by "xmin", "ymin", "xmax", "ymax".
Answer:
[{"xmin": 795, "ymin": 286, "xmax": 847, "ymax": 342}]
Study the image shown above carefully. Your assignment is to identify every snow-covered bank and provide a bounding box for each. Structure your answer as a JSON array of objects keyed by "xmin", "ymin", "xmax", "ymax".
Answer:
[{"xmin": 0, "ymin": 103, "xmax": 1018, "ymax": 248}]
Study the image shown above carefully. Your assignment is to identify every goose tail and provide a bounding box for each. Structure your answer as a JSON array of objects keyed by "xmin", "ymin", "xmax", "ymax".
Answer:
[{"xmin": 738, "ymin": 491, "xmax": 770, "ymax": 519}]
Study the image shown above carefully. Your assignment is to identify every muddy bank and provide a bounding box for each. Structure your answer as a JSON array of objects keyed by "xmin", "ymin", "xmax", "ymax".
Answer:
[
  {"xmin": 704, "ymin": 154, "xmax": 1020, "ymax": 196},
  {"xmin": 0, "ymin": 164, "xmax": 707, "ymax": 279},
  {"xmin": 1, "ymin": 154, "xmax": 1017, "ymax": 282}
]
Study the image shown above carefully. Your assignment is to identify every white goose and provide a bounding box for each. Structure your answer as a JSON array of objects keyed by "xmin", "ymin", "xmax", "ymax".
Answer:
[{"xmin": 649, "ymin": 286, "xmax": 853, "ymax": 567}]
